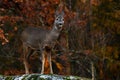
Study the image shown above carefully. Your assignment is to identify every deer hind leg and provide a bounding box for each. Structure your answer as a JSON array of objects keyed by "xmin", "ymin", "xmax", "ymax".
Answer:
[
  {"xmin": 48, "ymin": 51, "xmax": 53, "ymax": 74},
  {"xmin": 23, "ymin": 44, "xmax": 31, "ymax": 74},
  {"xmin": 41, "ymin": 51, "xmax": 45, "ymax": 74}
]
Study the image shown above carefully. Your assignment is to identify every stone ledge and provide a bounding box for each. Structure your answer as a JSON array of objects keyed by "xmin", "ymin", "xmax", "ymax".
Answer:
[{"xmin": 0, "ymin": 74, "xmax": 92, "ymax": 80}]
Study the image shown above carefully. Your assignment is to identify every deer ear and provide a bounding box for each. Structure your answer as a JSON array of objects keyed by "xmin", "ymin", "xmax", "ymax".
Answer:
[{"xmin": 55, "ymin": 10, "xmax": 59, "ymax": 17}]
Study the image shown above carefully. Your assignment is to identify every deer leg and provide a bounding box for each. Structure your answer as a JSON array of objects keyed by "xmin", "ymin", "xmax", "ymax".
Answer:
[
  {"xmin": 27, "ymin": 49, "xmax": 34, "ymax": 63},
  {"xmin": 41, "ymin": 51, "xmax": 45, "ymax": 74},
  {"xmin": 23, "ymin": 44, "xmax": 30, "ymax": 74},
  {"xmin": 48, "ymin": 51, "xmax": 53, "ymax": 74}
]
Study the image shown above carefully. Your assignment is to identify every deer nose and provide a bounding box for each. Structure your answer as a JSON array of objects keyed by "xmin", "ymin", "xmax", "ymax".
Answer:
[
  {"xmin": 59, "ymin": 23, "xmax": 62, "ymax": 25},
  {"xmin": 59, "ymin": 23, "xmax": 63, "ymax": 27}
]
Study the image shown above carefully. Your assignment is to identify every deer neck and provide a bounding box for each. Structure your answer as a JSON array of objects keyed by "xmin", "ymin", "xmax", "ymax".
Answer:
[{"xmin": 50, "ymin": 25, "xmax": 60, "ymax": 36}]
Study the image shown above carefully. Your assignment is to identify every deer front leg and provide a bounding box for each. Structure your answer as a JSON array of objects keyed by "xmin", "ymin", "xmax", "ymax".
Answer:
[
  {"xmin": 48, "ymin": 52, "xmax": 53, "ymax": 74},
  {"xmin": 23, "ymin": 45, "xmax": 30, "ymax": 74},
  {"xmin": 41, "ymin": 51, "xmax": 45, "ymax": 74}
]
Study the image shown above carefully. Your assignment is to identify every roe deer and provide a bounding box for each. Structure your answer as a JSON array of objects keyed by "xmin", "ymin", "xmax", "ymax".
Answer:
[{"xmin": 21, "ymin": 11, "xmax": 64, "ymax": 74}]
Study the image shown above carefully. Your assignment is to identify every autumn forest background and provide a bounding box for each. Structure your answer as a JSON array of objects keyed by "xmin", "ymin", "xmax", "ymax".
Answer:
[{"xmin": 0, "ymin": 0, "xmax": 120, "ymax": 80}]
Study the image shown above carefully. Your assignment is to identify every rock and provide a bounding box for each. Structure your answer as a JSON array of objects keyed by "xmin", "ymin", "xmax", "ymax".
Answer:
[{"xmin": 0, "ymin": 74, "xmax": 92, "ymax": 80}]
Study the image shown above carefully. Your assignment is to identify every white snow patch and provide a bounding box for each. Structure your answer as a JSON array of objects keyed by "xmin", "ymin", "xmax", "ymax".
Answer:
[{"xmin": 14, "ymin": 74, "xmax": 28, "ymax": 80}]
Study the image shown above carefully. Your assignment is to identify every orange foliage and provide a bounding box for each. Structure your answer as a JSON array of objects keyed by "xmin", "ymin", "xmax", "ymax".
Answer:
[
  {"xmin": 55, "ymin": 61, "xmax": 63, "ymax": 73},
  {"xmin": 4, "ymin": 69, "xmax": 24, "ymax": 75},
  {"xmin": 91, "ymin": 0, "xmax": 100, "ymax": 6},
  {"xmin": 0, "ymin": 29, "xmax": 9, "ymax": 45}
]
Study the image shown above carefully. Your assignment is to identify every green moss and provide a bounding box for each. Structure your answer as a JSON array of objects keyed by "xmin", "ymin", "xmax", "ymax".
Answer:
[{"xmin": 4, "ymin": 76, "xmax": 15, "ymax": 80}]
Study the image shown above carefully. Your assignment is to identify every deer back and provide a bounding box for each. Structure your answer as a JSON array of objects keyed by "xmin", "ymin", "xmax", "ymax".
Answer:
[{"xmin": 21, "ymin": 27, "xmax": 50, "ymax": 50}]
